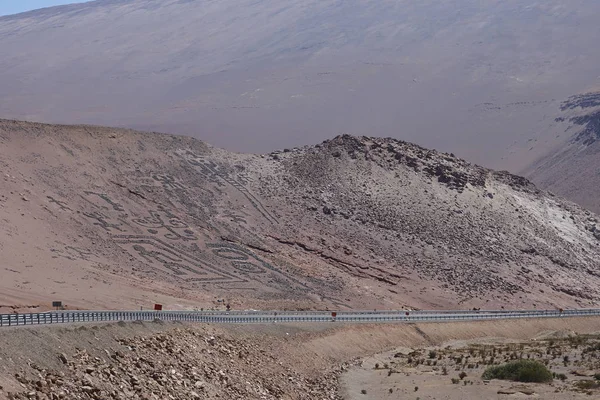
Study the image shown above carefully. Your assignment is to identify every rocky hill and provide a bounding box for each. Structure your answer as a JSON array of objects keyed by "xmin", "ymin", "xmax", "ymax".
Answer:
[{"xmin": 1, "ymin": 119, "xmax": 599, "ymax": 312}]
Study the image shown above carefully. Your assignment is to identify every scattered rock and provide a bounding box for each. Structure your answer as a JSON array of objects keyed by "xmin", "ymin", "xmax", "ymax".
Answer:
[
  {"xmin": 58, "ymin": 353, "xmax": 68, "ymax": 364},
  {"xmin": 497, "ymin": 389, "xmax": 517, "ymax": 395}
]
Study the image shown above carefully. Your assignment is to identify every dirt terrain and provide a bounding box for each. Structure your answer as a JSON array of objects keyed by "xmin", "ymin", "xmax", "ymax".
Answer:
[
  {"xmin": 1, "ymin": 119, "xmax": 600, "ymax": 313},
  {"xmin": 1, "ymin": 317, "xmax": 599, "ymax": 400},
  {"xmin": 342, "ymin": 326, "xmax": 600, "ymax": 399}
]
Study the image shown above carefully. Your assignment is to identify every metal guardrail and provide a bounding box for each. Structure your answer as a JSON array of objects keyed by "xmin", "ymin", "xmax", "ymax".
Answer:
[{"xmin": 1, "ymin": 309, "xmax": 599, "ymax": 327}]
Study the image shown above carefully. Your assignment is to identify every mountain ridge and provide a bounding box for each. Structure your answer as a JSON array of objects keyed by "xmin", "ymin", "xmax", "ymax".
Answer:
[{"xmin": 1, "ymin": 0, "xmax": 600, "ymax": 171}]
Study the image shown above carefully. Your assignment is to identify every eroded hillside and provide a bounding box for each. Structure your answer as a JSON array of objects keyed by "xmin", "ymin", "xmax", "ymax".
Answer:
[{"xmin": 1, "ymin": 120, "xmax": 599, "ymax": 312}]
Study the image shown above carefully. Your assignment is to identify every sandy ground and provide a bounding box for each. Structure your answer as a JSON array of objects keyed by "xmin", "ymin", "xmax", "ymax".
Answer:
[{"xmin": 340, "ymin": 320, "xmax": 600, "ymax": 400}]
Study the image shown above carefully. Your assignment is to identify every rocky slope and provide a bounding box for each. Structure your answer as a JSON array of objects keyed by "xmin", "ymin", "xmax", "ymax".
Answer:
[
  {"xmin": 0, "ymin": 321, "xmax": 344, "ymax": 400},
  {"xmin": 6, "ymin": 327, "xmax": 340, "ymax": 400},
  {"xmin": 525, "ymin": 92, "xmax": 600, "ymax": 214},
  {"xmin": 1, "ymin": 119, "xmax": 600, "ymax": 312}
]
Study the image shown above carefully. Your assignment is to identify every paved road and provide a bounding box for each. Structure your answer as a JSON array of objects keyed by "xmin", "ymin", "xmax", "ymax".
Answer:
[{"xmin": 1, "ymin": 308, "xmax": 599, "ymax": 327}]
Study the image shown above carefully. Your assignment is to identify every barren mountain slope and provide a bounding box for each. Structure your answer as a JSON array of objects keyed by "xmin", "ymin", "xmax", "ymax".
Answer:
[
  {"xmin": 525, "ymin": 92, "xmax": 600, "ymax": 214},
  {"xmin": 1, "ymin": 0, "xmax": 600, "ymax": 170},
  {"xmin": 1, "ymin": 119, "xmax": 599, "ymax": 313}
]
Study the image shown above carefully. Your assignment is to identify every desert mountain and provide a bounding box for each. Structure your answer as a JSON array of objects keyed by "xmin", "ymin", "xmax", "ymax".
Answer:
[
  {"xmin": 524, "ymin": 92, "xmax": 600, "ymax": 214},
  {"xmin": 1, "ymin": 0, "xmax": 600, "ymax": 171},
  {"xmin": 1, "ymin": 119, "xmax": 600, "ymax": 313}
]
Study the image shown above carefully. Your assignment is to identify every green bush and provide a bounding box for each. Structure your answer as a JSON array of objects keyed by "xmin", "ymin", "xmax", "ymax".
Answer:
[{"xmin": 481, "ymin": 360, "xmax": 553, "ymax": 383}]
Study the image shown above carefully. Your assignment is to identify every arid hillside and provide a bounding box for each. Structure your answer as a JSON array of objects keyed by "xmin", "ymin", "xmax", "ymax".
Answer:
[
  {"xmin": 1, "ymin": 120, "xmax": 600, "ymax": 312},
  {"xmin": 524, "ymin": 92, "xmax": 600, "ymax": 214},
  {"xmin": 1, "ymin": 0, "xmax": 599, "ymax": 171}
]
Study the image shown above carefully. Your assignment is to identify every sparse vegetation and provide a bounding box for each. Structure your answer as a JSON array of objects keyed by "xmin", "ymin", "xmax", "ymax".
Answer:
[
  {"xmin": 583, "ymin": 343, "xmax": 600, "ymax": 354},
  {"xmin": 482, "ymin": 360, "xmax": 553, "ymax": 383},
  {"xmin": 360, "ymin": 333, "xmax": 600, "ymax": 398}
]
